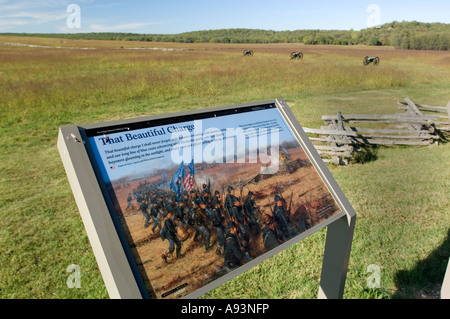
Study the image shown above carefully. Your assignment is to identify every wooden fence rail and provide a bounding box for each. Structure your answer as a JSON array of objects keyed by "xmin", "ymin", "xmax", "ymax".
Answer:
[
  {"xmin": 397, "ymin": 98, "xmax": 450, "ymax": 132},
  {"xmin": 303, "ymin": 98, "xmax": 449, "ymax": 165}
]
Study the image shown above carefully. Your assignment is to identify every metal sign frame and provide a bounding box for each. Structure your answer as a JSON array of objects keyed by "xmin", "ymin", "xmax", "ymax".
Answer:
[{"xmin": 57, "ymin": 98, "xmax": 356, "ymax": 299}]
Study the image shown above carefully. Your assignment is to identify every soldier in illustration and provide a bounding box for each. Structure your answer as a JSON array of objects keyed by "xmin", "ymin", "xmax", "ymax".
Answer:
[
  {"xmin": 211, "ymin": 190, "xmax": 222, "ymax": 209},
  {"xmin": 211, "ymin": 203, "xmax": 226, "ymax": 256},
  {"xmin": 189, "ymin": 189, "xmax": 198, "ymax": 202},
  {"xmin": 161, "ymin": 211, "xmax": 182, "ymax": 264},
  {"xmin": 150, "ymin": 202, "xmax": 162, "ymax": 234},
  {"xmin": 261, "ymin": 214, "xmax": 283, "ymax": 252},
  {"xmin": 126, "ymin": 193, "xmax": 134, "ymax": 211},
  {"xmin": 202, "ymin": 179, "xmax": 211, "ymax": 194},
  {"xmin": 200, "ymin": 188, "xmax": 211, "ymax": 207},
  {"xmin": 224, "ymin": 186, "xmax": 238, "ymax": 217},
  {"xmin": 298, "ymin": 215, "xmax": 310, "ymax": 232},
  {"xmin": 174, "ymin": 205, "xmax": 186, "ymax": 228},
  {"xmin": 223, "ymin": 221, "xmax": 245, "ymax": 271},
  {"xmin": 179, "ymin": 191, "xmax": 190, "ymax": 208},
  {"xmin": 230, "ymin": 197, "xmax": 245, "ymax": 225},
  {"xmin": 138, "ymin": 199, "xmax": 151, "ymax": 228},
  {"xmin": 195, "ymin": 202, "xmax": 211, "ymax": 251},
  {"xmin": 163, "ymin": 198, "xmax": 175, "ymax": 218},
  {"xmin": 230, "ymin": 198, "xmax": 251, "ymax": 260},
  {"xmin": 244, "ymin": 191, "xmax": 261, "ymax": 235},
  {"xmin": 273, "ymin": 195, "xmax": 295, "ymax": 241},
  {"xmin": 187, "ymin": 201, "xmax": 198, "ymax": 237}
]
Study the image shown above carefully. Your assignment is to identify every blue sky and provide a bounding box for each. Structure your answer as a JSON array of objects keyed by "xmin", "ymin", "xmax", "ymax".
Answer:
[{"xmin": 0, "ymin": 0, "xmax": 449, "ymax": 34}]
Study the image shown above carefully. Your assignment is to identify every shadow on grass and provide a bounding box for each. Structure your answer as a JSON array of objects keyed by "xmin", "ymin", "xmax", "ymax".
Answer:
[
  {"xmin": 393, "ymin": 229, "xmax": 450, "ymax": 299},
  {"xmin": 435, "ymin": 128, "xmax": 449, "ymax": 144},
  {"xmin": 350, "ymin": 144, "xmax": 379, "ymax": 164}
]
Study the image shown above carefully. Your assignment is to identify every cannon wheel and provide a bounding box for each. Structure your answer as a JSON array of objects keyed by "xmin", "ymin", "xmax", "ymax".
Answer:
[
  {"xmin": 373, "ymin": 57, "xmax": 380, "ymax": 66},
  {"xmin": 290, "ymin": 52, "xmax": 303, "ymax": 60},
  {"xmin": 363, "ymin": 56, "xmax": 369, "ymax": 65}
]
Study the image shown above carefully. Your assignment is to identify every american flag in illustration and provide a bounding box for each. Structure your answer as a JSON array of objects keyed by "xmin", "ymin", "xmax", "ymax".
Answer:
[{"xmin": 183, "ymin": 159, "xmax": 195, "ymax": 192}]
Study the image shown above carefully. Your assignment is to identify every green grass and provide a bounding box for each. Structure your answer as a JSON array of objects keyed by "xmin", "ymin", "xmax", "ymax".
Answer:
[{"xmin": 0, "ymin": 36, "xmax": 449, "ymax": 299}]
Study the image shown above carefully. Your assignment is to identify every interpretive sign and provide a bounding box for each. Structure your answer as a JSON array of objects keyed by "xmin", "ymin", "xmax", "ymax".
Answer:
[{"xmin": 57, "ymin": 98, "xmax": 355, "ymax": 299}]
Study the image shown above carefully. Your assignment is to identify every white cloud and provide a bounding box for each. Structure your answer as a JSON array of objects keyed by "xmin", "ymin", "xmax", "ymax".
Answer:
[
  {"xmin": 0, "ymin": 19, "xmax": 30, "ymax": 28},
  {"xmin": 0, "ymin": 0, "xmax": 93, "ymax": 31},
  {"xmin": 0, "ymin": 10, "xmax": 67, "ymax": 22},
  {"xmin": 0, "ymin": 0, "xmax": 70, "ymax": 11}
]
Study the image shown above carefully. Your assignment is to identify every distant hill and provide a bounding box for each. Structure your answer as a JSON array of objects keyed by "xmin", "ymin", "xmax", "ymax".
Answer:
[{"xmin": 2, "ymin": 21, "xmax": 449, "ymax": 50}]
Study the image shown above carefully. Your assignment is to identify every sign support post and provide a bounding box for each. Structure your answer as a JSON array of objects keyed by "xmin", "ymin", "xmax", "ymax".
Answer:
[
  {"xmin": 441, "ymin": 258, "xmax": 450, "ymax": 299},
  {"xmin": 318, "ymin": 213, "xmax": 356, "ymax": 299}
]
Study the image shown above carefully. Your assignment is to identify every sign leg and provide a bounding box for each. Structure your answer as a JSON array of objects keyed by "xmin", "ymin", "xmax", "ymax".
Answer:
[
  {"xmin": 318, "ymin": 214, "xmax": 356, "ymax": 299},
  {"xmin": 441, "ymin": 258, "xmax": 450, "ymax": 299}
]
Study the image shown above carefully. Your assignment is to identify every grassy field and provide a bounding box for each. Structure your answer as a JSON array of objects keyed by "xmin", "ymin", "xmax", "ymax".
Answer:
[{"xmin": 0, "ymin": 35, "xmax": 449, "ymax": 299}]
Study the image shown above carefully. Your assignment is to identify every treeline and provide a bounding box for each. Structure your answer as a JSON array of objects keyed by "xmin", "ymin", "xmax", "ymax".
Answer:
[
  {"xmin": 391, "ymin": 31, "xmax": 449, "ymax": 50},
  {"xmin": 3, "ymin": 21, "xmax": 449, "ymax": 50}
]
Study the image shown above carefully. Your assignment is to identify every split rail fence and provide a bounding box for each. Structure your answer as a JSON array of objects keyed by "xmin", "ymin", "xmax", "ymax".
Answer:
[{"xmin": 303, "ymin": 98, "xmax": 450, "ymax": 165}]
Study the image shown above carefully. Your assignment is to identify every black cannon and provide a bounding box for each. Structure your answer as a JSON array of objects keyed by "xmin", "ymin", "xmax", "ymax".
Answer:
[
  {"xmin": 290, "ymin": 52, "xmax": 303, "ymax": 60},
  {"xmin": 243, "ymin": 50, "xmax": 254, "ymax": 56},
  {"xmin": 363, "ymin": 56, "xmax": 380, "ymax": 66}
]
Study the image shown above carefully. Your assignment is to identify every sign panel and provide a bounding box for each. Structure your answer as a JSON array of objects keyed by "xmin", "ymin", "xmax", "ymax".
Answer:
[{"xmin": 58, "ymin": 99, "xmax": 349, "ymax": 299}]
